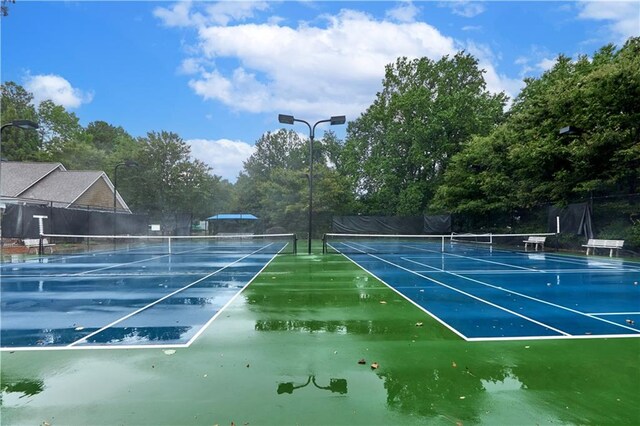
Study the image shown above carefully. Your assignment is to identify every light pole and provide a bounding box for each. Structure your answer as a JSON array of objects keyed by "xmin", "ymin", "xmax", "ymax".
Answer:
[
  {"xmin": 113, "ymin": 160, "xmax": 139, "ymax": 236},
  {"xmin": 278, "ymin": 114, "xmax": 346, "ymax": 254},
  {"xmin": 1, "ymin": 120, "xmax": 39, "ymax": 255}
]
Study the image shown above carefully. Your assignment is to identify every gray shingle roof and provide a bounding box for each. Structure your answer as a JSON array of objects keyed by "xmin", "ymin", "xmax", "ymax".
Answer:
[
  {"xmin": 0, "ymin": 162, "xmax": 65, "ymax": 197},
  {"xmin": 20, "ymin": 170, "xmax": 106, "ymax": 205}
]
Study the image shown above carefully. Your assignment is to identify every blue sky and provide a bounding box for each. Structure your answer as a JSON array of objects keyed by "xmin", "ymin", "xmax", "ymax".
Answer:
[{"xmin": 1, "ymin": 1, "xmax": 638, "ymax": 181}]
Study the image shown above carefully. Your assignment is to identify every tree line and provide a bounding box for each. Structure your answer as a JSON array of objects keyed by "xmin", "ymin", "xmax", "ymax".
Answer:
[{"xmin": 1, "ymin": 37, "xmax": 638, "ymax": 240}]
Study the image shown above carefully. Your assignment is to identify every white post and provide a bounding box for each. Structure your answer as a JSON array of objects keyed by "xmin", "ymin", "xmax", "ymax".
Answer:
[
  {"xmin": 556, "ymin": 216, "xmax": 560, "ymax": 234},
  {"xmin": 33, "ymin": 215, "xmax": 48, "ymax": 236},
  {"xmin": 33, "ymin": 215, "xmax": 48, "ymax": 256}
]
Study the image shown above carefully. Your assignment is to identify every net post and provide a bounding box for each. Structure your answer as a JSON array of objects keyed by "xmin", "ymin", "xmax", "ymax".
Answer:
[
  {"xmin": 322, "ymin": 234, "xmax": 326, "ymax": 254},
  {"xmin": 294, "ymin": 234, "xmax": 298, "ymax": 255},
  {"xmin": 441, "ymin": 235, "xmax": 445, "ymax": 252},
  {"xmin": 168, "ymin": 237, "xmax": 172, "ymax": 255}
]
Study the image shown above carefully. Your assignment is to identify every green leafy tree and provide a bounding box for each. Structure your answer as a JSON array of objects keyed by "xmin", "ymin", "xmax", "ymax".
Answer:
[
  {"xmin": 36, "ymin": 99, "xmax": 104, "ymax": 169},
  {"xmin": 234, "ymin": 129, "xmax": 353, "ymax": 235},
  {"xmin": 0, "ymin": 82, "xmax": 40, "ymax": 160},
  {"xmin": 129, "ymin": 131, "xmax": 222, "ymax": 233},
  {"xmin": 433, "ymin": 37, "xmax": 639, "ymax": 237},
  {"xmin": 341, "ymin": 53, "xmax": 507, "ymax": 215}
]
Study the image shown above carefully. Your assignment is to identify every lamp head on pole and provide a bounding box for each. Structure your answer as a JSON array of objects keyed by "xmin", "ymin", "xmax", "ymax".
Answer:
[
  {"xmin": 278, "ymin": 114, "xmax": 295, "ymax": 125},
  {"xmin": 329, "ymin": 116, "xmax": 346, "ymax": 126},
  {"xmin": 558, "ymin": 126, "xmax": 581, "ymax": 136},
  {"xmin": 11, "ymin": 120, "xmax": 39, "ymax": 130}
]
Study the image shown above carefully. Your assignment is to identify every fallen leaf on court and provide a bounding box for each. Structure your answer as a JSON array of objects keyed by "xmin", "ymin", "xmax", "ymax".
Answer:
[
  {"xmin": 379, "ymin": 301, "xmax": 387, "ymax": 304},
  {"xmin": 459, "ymin": 396, "xmax": 466, "ymax": 399},
  {"xmin": 163, "ymin": 349, "xmax": 176, "ymax": 355},
  {"xmin": 371, "ymin": 362, "xmax": 379, "ymax": 369},
  {"xmin": 415, "ymin": 322, "xmax": 423, "ymax": 327},
  {"xmin": 452, "ymin": 361, "xmax": 457, "ymax": 368},
  {"xmin": 74, "ymin": 326, "xmax": 84, "ymax": 331},
  {"xmin": 358, "ymin": 358, "xmax": 366, "ymax": 364}
]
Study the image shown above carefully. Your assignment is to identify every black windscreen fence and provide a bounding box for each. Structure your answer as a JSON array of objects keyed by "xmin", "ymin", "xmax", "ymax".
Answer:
[
  {"xmin": 2, "ymin": 204, "xmax": 148, "ymax": 238},
  {"xmin": 332, "ymin": 216, "xmax": 424, "ymax": 234},
  {"xmin": 424, "ymin": 214, "xmax": 452, "ymax": 234},
  {"xmin": 547, "ymin": 202, "xmax": 594, "ymax": 239}
]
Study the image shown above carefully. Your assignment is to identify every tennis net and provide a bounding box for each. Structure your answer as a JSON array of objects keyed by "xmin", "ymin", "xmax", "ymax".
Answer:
[
  {"xmin": 323, "ymin": 232, "xmax": 556, "ymax": 255},
  {"xmin": 40, "ymin": 233, "xmax": 297, "ymax": 255}
]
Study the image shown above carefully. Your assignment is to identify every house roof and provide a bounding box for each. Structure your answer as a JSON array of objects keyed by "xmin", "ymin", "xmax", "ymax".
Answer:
[
  {"xmin": 20, "ymin": 170, "xmax": 108, "ymax": 206},
  {"xmin": 0, "ymin": 161, "xmax": 65, "ymax": 197},
  {"xmin": 206, "ymin": 213, "xmax": 258, "ymax": 220},
  {"xmin": 1, "ymin": 161, "xmax": 130, "ymax": 212}
]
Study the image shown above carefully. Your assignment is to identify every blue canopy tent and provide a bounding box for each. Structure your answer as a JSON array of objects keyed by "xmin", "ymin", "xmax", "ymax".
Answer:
[{"xmin": 206, "ymin": 213, "xmax": 259, "ymax": 235}]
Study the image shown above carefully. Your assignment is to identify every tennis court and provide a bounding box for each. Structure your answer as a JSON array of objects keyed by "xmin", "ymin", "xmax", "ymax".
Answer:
[
  {"xmin": 1, "ymin": 234, "xmax": 295, "ymax": 349},
  {"xmin": 325, "ymin": 233, "xmax": 640, "ymax": 341}
]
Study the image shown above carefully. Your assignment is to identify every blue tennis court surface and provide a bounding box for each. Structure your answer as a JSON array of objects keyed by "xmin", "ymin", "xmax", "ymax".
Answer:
[
  {"xmin": 332, "ymin": 241, "xmax": 640, "ymax": 341},
  {"xmin": 1, "ymin": 241, "xmax": 289, "ymax": 349}
]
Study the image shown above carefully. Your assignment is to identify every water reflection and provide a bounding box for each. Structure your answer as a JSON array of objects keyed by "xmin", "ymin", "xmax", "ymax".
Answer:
[
  {"xmin": 277, "ymin": 376, "xmax": 348, "ymax": 395},
  {"xmin": 1, "ymin": 376, "xmax": 44, "ymax": 398}
]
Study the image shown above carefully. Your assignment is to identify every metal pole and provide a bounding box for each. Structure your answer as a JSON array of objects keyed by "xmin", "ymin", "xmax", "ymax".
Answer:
[
  {"xmin": 113, "ymin": 164, "xmax": 120, "ymax": 236},
  {"xmin": 308, "ymin": 133, "xmax": 314, "ymax": 255}
]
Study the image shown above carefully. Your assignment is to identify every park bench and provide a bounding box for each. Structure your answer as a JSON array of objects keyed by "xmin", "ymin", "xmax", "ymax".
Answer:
[
  {"xmin": 582, "ymin": 239, "xmax": 624, "ymax": 257},
  {"xmin": 23, "ymin": 238, "xmax": 55, "ymax": 254},
  {"xmin": 523, "ymin": 236, "xmax": 546, "ymax": 251}
]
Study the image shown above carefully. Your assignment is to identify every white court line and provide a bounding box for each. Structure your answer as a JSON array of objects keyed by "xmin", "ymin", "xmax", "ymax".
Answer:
[
  {"xmin": 466, "ymin": 333, "xmax": 640, "ymax": 342},
  {"xmin": 66, "ymin": 243, "xmax": 276, "ymax": 347},
  {"xmin": 408, "ymin": 269, "xmax": 634, "ymax": 275},
  {"xmin": 340, "ymin": 242, "xmax": 570, "ymax": 337},
  {"xmin": 403, "ymin": 257, "xmax": 640, "ymax": 334},
  {"xmin": 587, "ymin": 312, "xmax": 640, "ymax": 316}
]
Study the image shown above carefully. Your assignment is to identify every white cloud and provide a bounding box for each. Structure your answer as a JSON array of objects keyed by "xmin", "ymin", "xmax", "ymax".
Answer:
[
  {"xmin": 186, "ymin": 138, "xmax": 255, "ymax": 182},
  {"xmin": 153, "ymin": 1, "xmax": 202, "ymax": 28},
  {"xmin": 577, "ymin": 1, "xmax": 640, "ymax": 43},
  {"xmin": 202, "ymin": 1, "xmax": 270, "ymax": 26},
  {"xmin": 158, "ymin": 4, "xmax": 520, "ymax": 119},
  {"xmin": 386, "ymin": 1, "xmax": 420, "ymax": 23},
  {"xmin": 24, "ymin": 74, "xmax": 93, "ymax": 109},
  {"xmin": 446, "ymin": 1, "xmax": 486, "ymax": 18},
  {"xmin": 154, "ymin": 1, "xmax": 269, "ymax": 28},
  {"xmin": 161, "ymin": 7, "xmax": 459, "ymax": 120}
]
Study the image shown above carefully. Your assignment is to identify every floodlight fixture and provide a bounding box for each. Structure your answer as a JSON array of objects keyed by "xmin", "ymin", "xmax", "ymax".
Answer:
[
  {"xmin": 559, "ymin": 126, "xmax": 580, "ymax": 136},
  {"xmin": 1, "ymin": 120, "xmax": 39, "ymax": 132},
  {"xmin": 330, "ymin": 116, "xmax": 346, "ymax": 125},
  {"xmin": 278, "ymin": 114, "xmax": 295, "ymax": 125}
]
